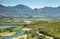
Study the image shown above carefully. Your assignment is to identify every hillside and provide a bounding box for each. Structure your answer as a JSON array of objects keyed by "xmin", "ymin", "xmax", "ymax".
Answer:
[{"xmin": 0, "ymin": 4, "xmax": 60, "ymax": 19}]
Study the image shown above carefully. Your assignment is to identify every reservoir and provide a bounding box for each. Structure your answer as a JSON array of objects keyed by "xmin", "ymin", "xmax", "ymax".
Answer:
[
  {"xmin": 0, "ymin": 30, "xmax": 25, "ymax": 39},
  {"xmin": 0, "ymin": 26, "xmax": 25, "ymax": 39}
]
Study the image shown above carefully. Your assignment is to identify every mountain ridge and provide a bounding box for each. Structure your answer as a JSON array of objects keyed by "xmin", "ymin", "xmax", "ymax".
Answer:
[{"xmin": 0, "ymin": 4, "xmax": 60, "ymax": 19}]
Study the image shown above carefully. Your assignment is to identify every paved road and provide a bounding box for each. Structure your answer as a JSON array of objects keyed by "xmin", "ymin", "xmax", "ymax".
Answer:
[{"xmin": 37, "ymin": 31, "xmax": 54, "ymax": 39}]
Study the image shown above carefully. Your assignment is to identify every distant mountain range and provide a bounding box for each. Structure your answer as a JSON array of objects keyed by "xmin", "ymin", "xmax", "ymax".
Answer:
[
  {"xmin": 0, "ymin": 4, "xmax": 60, "ymax": 19},
  {"xmin": 0, "ymin": 4, "xmax": 32, "ymax": 16}
]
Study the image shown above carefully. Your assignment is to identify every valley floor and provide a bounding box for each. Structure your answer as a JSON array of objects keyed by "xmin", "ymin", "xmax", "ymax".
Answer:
[{"xmin": 0, "ymin": 32, "xmax": 16, "ymax": 36}]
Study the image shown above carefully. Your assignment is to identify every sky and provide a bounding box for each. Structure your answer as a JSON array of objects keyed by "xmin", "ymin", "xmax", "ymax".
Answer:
[{"xmin": 0, "ymin": 0, "xmax": 60, "ymax": 9}]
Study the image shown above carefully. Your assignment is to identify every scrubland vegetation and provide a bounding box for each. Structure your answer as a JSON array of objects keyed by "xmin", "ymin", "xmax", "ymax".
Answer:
[{"xmin": 26, "ymin": 21, "xmax": 60, "ymax": 39}]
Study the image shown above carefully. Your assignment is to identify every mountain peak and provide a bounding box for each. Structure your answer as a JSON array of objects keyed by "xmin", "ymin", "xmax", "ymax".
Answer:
[
  {"xmin": 15, "ymin": 4, "xmax": 32, "ymax": 11},
  {"xmin": 16, "ymin": 4, "xmax": 25, "ymax": 7},
  {"xmin": 57, "ymin": 6, "xmax": 60, "ymax": 8},
  {"xmin": 43, "ymin": 7, "xmax": 53, "ymax": 9},
  {"xmin": 15, "ymin": 4, "xmax": 29, "ymax": 8},
  {"xmin": 34, "ymin": 8, "xmax": 38, "ymax": 10},
  {"xmin": 0, "ymin": 4, "xmax": 4, "ymax": 7}
]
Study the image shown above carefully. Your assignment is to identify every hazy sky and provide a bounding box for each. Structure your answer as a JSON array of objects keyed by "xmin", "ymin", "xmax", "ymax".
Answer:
[{"xmin": 0, "ymin": 0, "xmax": 60, "ymax": 8}]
